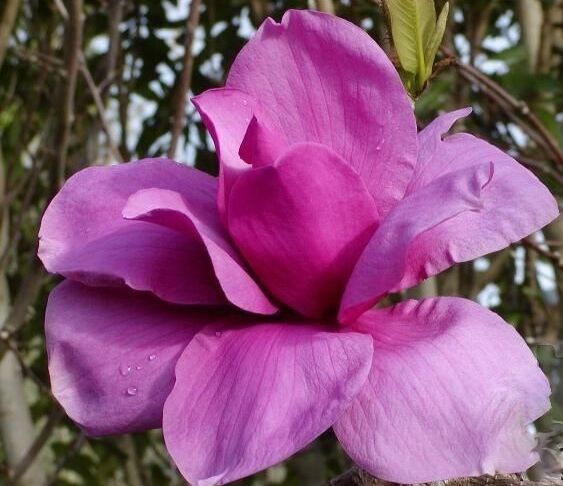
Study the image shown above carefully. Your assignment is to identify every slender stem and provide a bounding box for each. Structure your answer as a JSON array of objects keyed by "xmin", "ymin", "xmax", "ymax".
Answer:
[
  {"xmin": 6, "ymin": 408, "xmax": 65, "ymax": 485},
  {"xmin": 440, "ymin": 47, "xmax": 563, "ymax": 167},
  {"xmin": 168, "ymin": 0, "xmax": 202, "ymax": 159},
  {"xmin": 53, "ymin": 0, "xmax": 83, "ymax": 188}
]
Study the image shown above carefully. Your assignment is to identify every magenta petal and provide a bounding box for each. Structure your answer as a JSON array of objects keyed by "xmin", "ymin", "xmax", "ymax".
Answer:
[
  {"xmin": 226, "ymin": 9, "xmax": 417, "ymax": 215},
  {"xmin": 339, "ymin": 163, "xmax": 493, "ymax": 323},
  {"xmin": 228, "ymin": 142, "xmax": 379, "ymax": 318},
  {"xmin": 192, "ymin": 88, "xmax": 257, "ymax": 222},
  {"xmin": 38, "ymin": 158, "xmax": 225, "ymax": 306},
  {"xmin": 46, "ymin": 281, "xmax": 219, "ymax": 436},
  {"xmin": 123, "ymin": 188, "xmax": 277, "ymax": 315},
  {"xmin": 400, "ymin": 109, "xmax": 559, "ymax": 288},
  {"xmin": 334, "ymin": 298, "xmax": 550, "ymax": 483},
  {"xmin": 162, "ymin": 322, "xmax": 373, "ymax": 485},
  {"xmin": 239, "ymin": 115, "xmax": 286, "ymax": 167}
]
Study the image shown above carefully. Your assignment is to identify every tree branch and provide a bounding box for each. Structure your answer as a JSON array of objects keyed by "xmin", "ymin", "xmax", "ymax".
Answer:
[
  {"xmin": 440, "ymin": 47, "xmax": 563, "ymax": 168},
  {"xmin": 522, "ymin": 237, "xmax": 563, "ymax": 270},
  {"xmin": 327, "ymin": 469, "xmax": 561, "ymax": 486},
  {"xmin": 79, "ymin": 55, "xmax": 124, "ymax": 162},
  {"xmin": 53, "ymin": 0, "xmax": 83, "ymax": 188},
  {"xmin": 6, "ymin": 407, "xmax": 64, "ymax": 486},
  {"xmin": 168, "ymin": 0, "xmax": 202, "ymax": 159}
]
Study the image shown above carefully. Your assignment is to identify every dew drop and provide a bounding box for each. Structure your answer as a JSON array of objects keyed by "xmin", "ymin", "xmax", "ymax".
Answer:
[
  {"xmin": 135, "ymin": 365, "xmax": 142, "ymax": 371},
  {"xmin": 215, "ymin": 331, "xmax": 222, "ymax": 337},
  {"xmin": 148, "ymin": 354, "xmax": 157, "ymax": 361},
  {"xmin": 126, "ymin": 386, "xmax": 138, "ymax": 396},
  {"xmin": 242, "ymin": 99, "xmax": 248, "ymax": 106},
  {"xmin": 119, "ymin": 364, "xmax": 132, "ymax": 376}
]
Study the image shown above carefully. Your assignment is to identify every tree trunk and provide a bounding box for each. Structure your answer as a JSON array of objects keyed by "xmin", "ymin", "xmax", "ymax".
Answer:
[{"xmin": 0, "ymin": 154, "xmax": 45, "ymax": 485}]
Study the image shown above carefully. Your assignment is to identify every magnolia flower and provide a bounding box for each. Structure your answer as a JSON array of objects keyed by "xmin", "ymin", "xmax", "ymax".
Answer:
[{"xmin": 39, "ymin": 9, "xmax": 558, "ymax": 486}]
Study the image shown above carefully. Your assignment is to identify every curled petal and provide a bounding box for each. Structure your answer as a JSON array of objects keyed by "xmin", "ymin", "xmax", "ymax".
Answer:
[
  {"xmin": 340, "ymin": 162, "xmax": 493, "ymax": 323},
  {"xmin": 123, "ymin": 188, "xmax": 277, "ymax": 315},
  {"xmin": 228, "ymin": 142, "xmax": 379, "ymax": 318},
  {"xmin": 39, "ymin": 159, "xmax": 225, "ymax": 306},
  {"xmin": 163, "ymin": 322, "xmax": 373, "ymax": 485},
  {"xmin": 399, "ymin": 109, "xmax": 559, "ymax": 289},
  {"xmin": 226, "ymin": 9, "xmax": 417, "ymax": 215},
  {"xmin": 334, "ymin": 297, "xmax": 550, "ymax": 483},
  {"xmin": 239, "ymin": 115, "xmax": 286, "ymax": 168},
  {"xmin": 192, "ymin": 88, "xmax": 258, "ymax": 223},
  {"xmin": 46, "ymin": 281, "xmax": 223, "ymax": 436}
]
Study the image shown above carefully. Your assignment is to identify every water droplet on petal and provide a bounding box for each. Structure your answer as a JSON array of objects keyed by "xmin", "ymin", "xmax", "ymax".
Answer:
[
  {"xmin": 148, "ymin": 354, "xmax": 157, "ymax": 361},
  {"xmin": 215, "ymin": 331, "xmax": 222, "ymax": 337},
  {"xmin": 135, "ymin": 365, "xmax": 142, "ymax": 371},
  {"xmin": 242, "ymin": 99, "xmax": 248, "ymax": 106},
  {"xmin": 126, "ymin": 386, "xmax": 138, "ymax": 396},
  {"xmin": 119, "ymin": 364, "xmax": 132, "ymax": 376}
]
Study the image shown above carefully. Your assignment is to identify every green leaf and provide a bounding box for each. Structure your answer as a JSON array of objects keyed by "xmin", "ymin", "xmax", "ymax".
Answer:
[
  {"xmin": 386, "ymin": 0, "xmax": 436, "ymax": 84},
  {"xmin": 424, "ymin": 2, "xmax": 449, "ymax": 79}
]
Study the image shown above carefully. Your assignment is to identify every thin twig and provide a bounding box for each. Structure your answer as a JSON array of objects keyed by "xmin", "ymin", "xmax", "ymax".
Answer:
[
  {"xmin": 79, "ymin": 55, "xmax": 124, "ymax": 162},
  {"xmin": 440, "ymin": 47, "xmax": 563, "ymax": 167},
  {"xmin": 1, "ymin": 263, "xmax": 44, "ymax": 336},
  {"xmin": 0, "ymin": 337, "xmax": 51, "ymax": 395},
  {"xmin": 168, "ymin": 0, "xmax": 202, "ymax": 159},
  {"xmin": 523, "ymin": 238, "xmax": 563, "ymax": 269},
  {"xmin": 470, "ymin": 249, "xmax": 512, "ymax": 299},
  {"xmin": 6, "ymin": 407, "xmax": 65, "ymax": 485},
  {"xmin": 53, "ymin": 0, "xmax": 83, "ymax": 188},
  {"xmin": 0, "ymin": 155, "xmax": 44, "ymax": 269},
  {"xmin": 44, "ymin": 433, "xmax": 87, "ymax": 486}
]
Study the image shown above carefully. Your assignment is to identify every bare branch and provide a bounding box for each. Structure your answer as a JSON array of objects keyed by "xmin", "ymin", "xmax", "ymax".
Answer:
[
  {"xmin": 53, "ymin": 0, "xmax": 83, "ymax": 188},
  {"xmin": 168, "ymin": 0, "xmax": 202, "ymax": 159},
  {"xmin": 440, "ymin": 47, "xmax": 563, "ymax": 167},
  {"xmin": 523, "ymin": 237, "xmax": 563, "ymax": 270},
  {"xmin": 6, "ymin": 407, "xmax": 65, "ymax": 486},
  {"xmin": 45, "ymin": 433, "xmax": 87, "ymax": 486},
  {"xmin": 79, "ymin": 56, "xmax": 124, "ymax": 162}
]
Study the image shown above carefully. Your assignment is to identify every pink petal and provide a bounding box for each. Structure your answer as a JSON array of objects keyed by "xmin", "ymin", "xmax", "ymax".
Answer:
[
  {"xmin": 38, "ymin": 159, "xmax": 225, "ymax": 306},
  {"xmin": 123, "ymin": 188, "xmax": 278, "ymax": 315},
  {"xmin": 226, "ymin": 9, "xmax": 417, "ymax": 215},
  {"xmin": 46, "ymin": 281, "xmax": 222, "ymax": 436},
  {"xmin": 192, "ymin": 88, "xmax": 260, "ymax": 222},
  {"xmin": 239, "ymin": 115, "xmax": 286, "ymax": 168},
  {"xmin": 400, "ymin": 109, "xmax": 559, "ymax": 288},
  {"xmin": 334, "ymin": 298, "xmax": 550, "ymax": 483},
  {"xmin": 162, "ymin": 322, "xmax": 373, "ymax": 485},
  {"xmin": 228, "ymin": 142, "xmax": 379, "ymax": 318},
  {"xmin": 339, "ymin": 162, "xmax": 494, "ymax": 323}
]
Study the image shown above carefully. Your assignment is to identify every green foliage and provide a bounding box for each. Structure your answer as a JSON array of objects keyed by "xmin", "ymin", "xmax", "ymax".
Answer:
[{"xmin": 385, "ymin": 0, "xmax": 449, "ymax": 95}]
